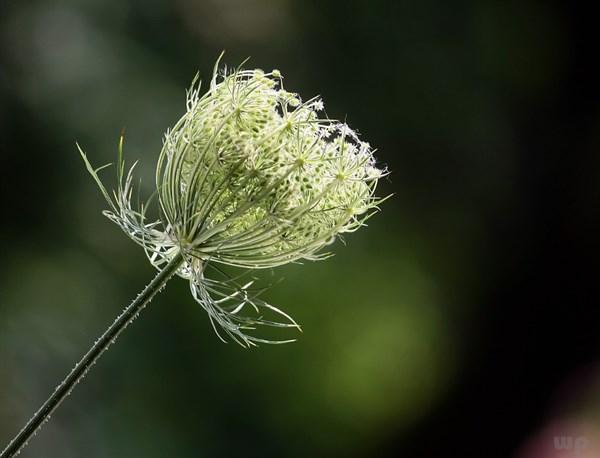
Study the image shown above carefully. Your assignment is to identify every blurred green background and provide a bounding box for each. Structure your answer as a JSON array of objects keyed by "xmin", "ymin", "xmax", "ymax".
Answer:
[{"xmin": 1, "ymin": 1, "xmax": 599, "ymax": 457}]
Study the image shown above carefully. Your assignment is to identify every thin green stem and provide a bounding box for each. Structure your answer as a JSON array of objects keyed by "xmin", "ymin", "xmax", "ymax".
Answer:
[{"xmin": 0, "ymin": 251, "xmax": 184, "ymax": 458}]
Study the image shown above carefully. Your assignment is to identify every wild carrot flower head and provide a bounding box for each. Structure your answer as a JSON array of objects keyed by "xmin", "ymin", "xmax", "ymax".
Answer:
[{"xmin": 80, "ymin": 56, "xmax": 387, "ymax": 346}]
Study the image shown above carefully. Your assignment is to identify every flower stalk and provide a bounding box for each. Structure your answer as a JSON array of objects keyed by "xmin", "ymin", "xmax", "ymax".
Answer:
[{"xmin": 0, "ymin": 252, "xmax": 184, "ymax": 458}]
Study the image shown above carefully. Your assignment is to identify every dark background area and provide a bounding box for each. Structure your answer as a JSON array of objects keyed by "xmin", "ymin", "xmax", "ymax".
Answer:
[{"xmin": 1, "ymin": 1, "xmax": 600, "ymax": 457}]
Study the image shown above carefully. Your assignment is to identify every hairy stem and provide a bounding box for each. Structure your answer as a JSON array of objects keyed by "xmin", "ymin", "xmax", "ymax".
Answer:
[{"xmin": 0, "ymin": 251, "xmax": 184, "ymax": 458}]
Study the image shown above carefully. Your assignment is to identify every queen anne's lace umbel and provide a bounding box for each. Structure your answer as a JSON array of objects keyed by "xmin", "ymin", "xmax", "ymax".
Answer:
[{"xmin": 81, "ymin": 58, "xmax": 387, "ymax": 346}]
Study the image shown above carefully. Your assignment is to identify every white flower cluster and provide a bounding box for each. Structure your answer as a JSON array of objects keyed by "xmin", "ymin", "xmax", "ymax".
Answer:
[{"xmin": 80, "ymin": 58, "xmax": 387, "ymax": 345}]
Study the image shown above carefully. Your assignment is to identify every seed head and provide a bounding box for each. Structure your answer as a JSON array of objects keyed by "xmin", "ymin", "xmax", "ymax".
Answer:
[{"xmin": 80, "ymin": 56, "xmax": 388, "ymax": 346}]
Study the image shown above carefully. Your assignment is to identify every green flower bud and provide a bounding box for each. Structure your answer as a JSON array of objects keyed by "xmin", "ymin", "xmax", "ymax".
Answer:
[{"xmin": 80, "ymin": 56, "xmax": 387, "ymax": 346}]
